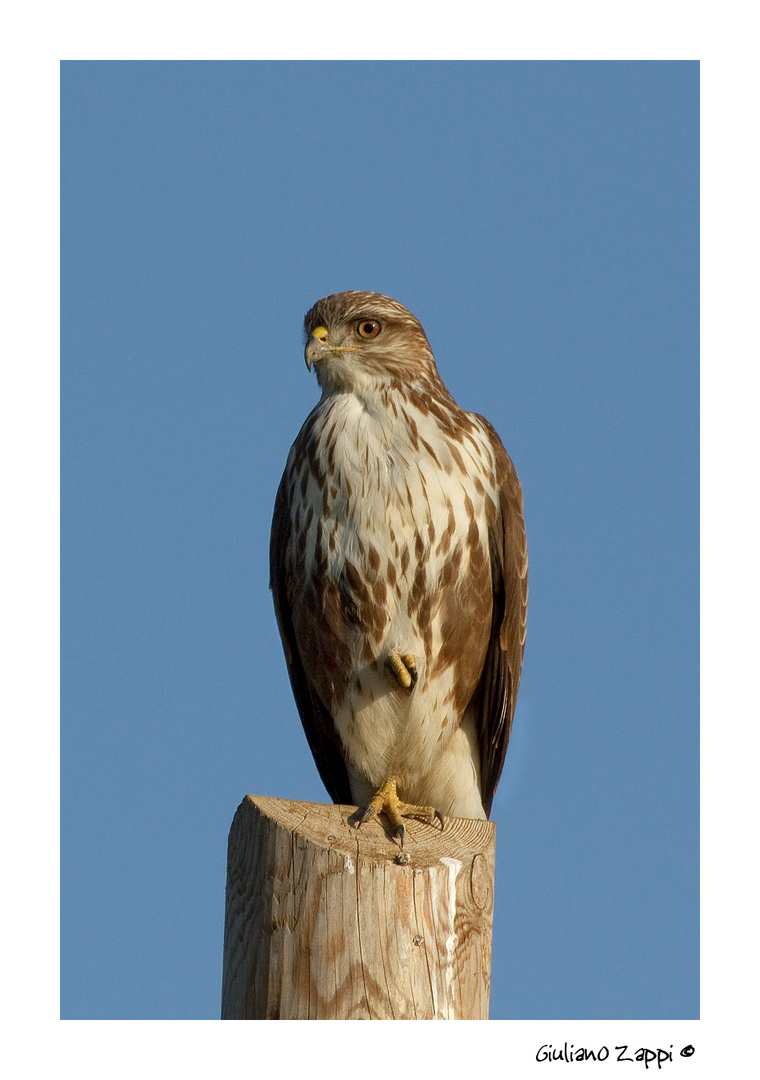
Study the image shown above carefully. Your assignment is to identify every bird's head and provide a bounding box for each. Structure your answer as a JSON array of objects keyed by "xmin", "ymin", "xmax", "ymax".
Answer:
[{"xmin": 303, "ymin": 291, "xmax": 438, "ymax": 396}]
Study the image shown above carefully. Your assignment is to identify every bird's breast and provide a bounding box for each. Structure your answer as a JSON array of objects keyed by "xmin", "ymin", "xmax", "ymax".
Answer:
[{"xmin": 286, "ymin": 393, "xmax": 495, "ymax": 679}]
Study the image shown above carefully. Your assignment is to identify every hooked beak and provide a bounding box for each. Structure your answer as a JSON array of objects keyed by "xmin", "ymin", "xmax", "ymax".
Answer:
[
  {"xmin": 305, "ymin": 325, "xmax": 329, "ymax": 370},
  {"xmin": 304, "ymin": 324, "xmax": 357, "ymax": 371}
]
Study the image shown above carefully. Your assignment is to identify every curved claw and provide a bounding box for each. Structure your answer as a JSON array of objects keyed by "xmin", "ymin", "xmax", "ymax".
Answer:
[
  {"xmin": 349, "ymin": 804, "xmax": 375, "ymax": 829},
  {"xmin": 348, "ymin": 777, "xmax": 443, "ymax": 848}
]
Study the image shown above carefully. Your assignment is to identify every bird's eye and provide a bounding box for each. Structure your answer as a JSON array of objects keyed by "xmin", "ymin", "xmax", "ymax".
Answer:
[{"xmin": 357, "ymin": 319, "xmax": 381, "ymax": 339}]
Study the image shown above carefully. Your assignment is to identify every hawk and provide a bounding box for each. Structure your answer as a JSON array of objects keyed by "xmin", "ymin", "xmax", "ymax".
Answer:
[{"xmin": 270, "ymin": 291, "xmax": 527, "ymax": 842}]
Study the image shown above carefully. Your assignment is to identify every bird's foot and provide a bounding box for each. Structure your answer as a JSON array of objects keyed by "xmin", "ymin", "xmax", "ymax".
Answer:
[
  {"xmin": 349, "ymin": 776, "xmax": 444, "ymax": 847},
  {"xmin": 384, "ymin": 650, "xmax": 418, "ymax": 692}
]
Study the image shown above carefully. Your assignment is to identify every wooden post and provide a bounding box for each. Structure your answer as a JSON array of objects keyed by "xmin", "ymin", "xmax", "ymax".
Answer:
[{"xmin": 222, "ymin": 794, "xmax": 496, "ymax": 1020}]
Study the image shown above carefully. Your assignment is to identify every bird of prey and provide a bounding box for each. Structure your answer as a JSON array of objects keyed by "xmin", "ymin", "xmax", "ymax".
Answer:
[{"xmin": 270, "ymin": 291, "xmax": 527, "ymax": 842}]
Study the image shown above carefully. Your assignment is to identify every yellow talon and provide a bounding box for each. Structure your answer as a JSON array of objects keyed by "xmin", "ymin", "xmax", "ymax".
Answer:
[
  {"xmin": 385, "ymin": 650, "xmax": 418, "ymax": 691},
  {"xmin": 349, "ymin": 776, "xmax": 444, "ymax": 847}
]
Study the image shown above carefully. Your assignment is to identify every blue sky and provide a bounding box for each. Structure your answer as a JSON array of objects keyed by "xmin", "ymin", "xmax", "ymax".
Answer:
[{"xmin": 61, "ymin": 61, "xmax": 698, "ymax": 1020}]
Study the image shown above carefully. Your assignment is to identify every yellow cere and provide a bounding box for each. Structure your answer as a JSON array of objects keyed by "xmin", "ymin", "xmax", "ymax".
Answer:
[{"xmin": 312, "ymin": 325, "xmax": 329, "ymax": 342}]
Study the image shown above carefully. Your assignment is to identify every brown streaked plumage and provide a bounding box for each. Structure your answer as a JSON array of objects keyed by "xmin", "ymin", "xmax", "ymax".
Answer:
[{"xmin": 270, "ymin": 291, "xmax": 527, "ymax": 837}]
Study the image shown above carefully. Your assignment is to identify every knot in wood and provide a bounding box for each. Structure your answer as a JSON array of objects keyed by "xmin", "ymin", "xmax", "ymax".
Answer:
[{"xmin": 469, "ymin": 852, "xmax": 491, "ymax": 910}]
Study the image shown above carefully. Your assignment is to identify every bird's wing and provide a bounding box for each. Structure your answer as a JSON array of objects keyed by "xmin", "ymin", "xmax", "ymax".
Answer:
[
  {"xmin": 269, "ymin": 471, "xmax": 353, "ymax": 805},
  {"xmin": 472, "ymin": 426, "xmax": 528, "ymax": 817}
]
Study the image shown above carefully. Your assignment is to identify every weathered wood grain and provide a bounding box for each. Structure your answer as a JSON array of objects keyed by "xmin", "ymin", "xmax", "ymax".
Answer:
[{"xmin": 222, "ymin": 795, "xmax": 496, "ymax": 1020}]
